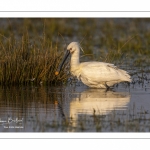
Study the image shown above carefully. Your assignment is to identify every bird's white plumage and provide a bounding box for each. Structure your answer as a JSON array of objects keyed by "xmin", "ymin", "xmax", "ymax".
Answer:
[{"xmin": 67, "ymin": 42, "xmax": 131, "ymax": 88}]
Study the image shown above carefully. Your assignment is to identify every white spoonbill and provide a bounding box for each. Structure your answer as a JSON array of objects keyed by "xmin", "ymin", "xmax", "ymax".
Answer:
[{"xmin": 55, "ymin": 42, "xmax": 131, "ymax": 88}]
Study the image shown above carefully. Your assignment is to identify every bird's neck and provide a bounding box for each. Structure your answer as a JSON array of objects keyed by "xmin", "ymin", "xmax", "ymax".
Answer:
[{"xmin": 70, "ymin": 49, "xmax": 80, "ymax": 68}]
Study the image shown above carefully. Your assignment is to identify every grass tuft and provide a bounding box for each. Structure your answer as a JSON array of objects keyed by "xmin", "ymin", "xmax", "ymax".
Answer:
[{"xmin": 0, "ymin": 33, "xmax": 68, "ymax": 85}]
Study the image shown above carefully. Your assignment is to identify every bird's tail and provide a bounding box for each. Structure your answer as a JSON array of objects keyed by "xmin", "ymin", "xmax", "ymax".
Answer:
[{"xmin": 120, "ymin": 69, "xmax": 132, "ymax": 82}]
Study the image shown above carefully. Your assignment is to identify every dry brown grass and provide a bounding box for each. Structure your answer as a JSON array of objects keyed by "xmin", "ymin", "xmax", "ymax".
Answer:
[{"xmin": 0, "ymin": 32, "xmax": 68, "ymax": 85}]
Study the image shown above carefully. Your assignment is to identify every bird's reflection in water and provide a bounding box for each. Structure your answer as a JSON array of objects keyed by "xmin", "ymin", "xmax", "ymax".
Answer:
[{"xmin": 69, "ymin": 88, "xmax": 130, "ymax": 121}]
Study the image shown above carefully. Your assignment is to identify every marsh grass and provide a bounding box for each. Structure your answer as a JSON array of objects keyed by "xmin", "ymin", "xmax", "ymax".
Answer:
[
  {"xmin": 0, "ymin": 32, "xmax": 69, "ymax": 85},
  {"xmin": 1, "ymin": 18, "xmax": 150, "ymax": 85}
]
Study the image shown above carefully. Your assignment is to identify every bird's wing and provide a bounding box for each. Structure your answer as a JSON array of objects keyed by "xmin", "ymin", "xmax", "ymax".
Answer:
[{"xmin": 79, "ymin": 62, "xmax": 122, "ymax": 83}]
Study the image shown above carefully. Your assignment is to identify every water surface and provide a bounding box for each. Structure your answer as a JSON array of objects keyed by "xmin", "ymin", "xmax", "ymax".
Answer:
[{"xmin": 0, "ymin": 79, "xmax": 150, "ymax": 132}]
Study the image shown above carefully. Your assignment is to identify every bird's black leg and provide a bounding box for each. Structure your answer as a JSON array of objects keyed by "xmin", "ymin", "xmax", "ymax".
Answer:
[{"xmin": 105, "ymin": 83, "xmax": 110, "ymax": 91}]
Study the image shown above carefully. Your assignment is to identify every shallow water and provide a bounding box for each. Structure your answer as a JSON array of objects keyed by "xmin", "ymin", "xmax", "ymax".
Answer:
[{"xmin": 0, "ymin": 76, "xmax": 150, "ymax": 132}]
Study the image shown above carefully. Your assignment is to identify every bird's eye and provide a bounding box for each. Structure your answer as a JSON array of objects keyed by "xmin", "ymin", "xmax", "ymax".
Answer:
[{"xmin": 70, "ymin": 48, "xmax": 72, "ymax": 50}]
